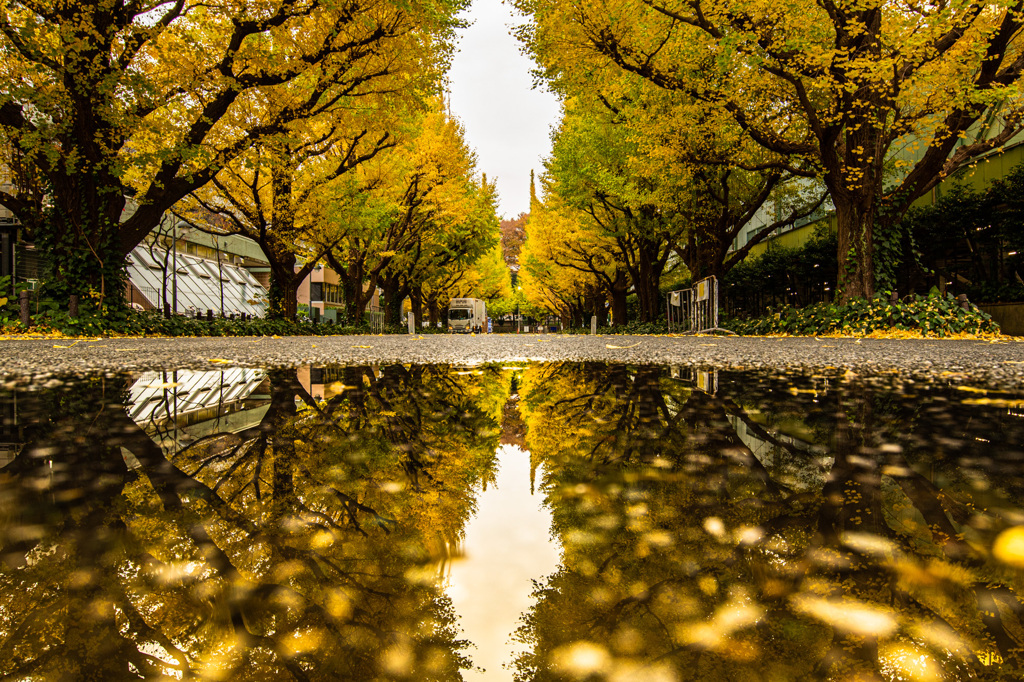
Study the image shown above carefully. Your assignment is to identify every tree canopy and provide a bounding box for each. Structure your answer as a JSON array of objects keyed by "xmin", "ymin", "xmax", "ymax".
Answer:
[
  {"xmin": 0, "ymin": 0, "xmax": 464, "ymax": 305},
  {"xmin": 515, "ymin": 0, "xmax": 1024, "ymax": 302}
]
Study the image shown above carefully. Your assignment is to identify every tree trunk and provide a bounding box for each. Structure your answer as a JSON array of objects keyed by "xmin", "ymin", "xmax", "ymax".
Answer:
[
  {"xmin": 834, "ymin": 196, "xmax": 876, "ymax": 302},
  {"xmin": 410, "ymin": 287, "xmax": 423, "ymax": 328},
  {"xmin": 382, "ymin": 274, "xmax": 406, "ymax": 326},
  {"xmin": 268, "ymin": 258, "xmax": 300, "ymax": 321},
  {"xmin": 634, "ymin": 241, "xmax": 666, "ymax": 322},
  {"xmin": 40, "ymin": 171, "xmax": 128, "ymax": 307},
  {"xmin": 609, "ymin": 270, "xmax": 628, "ymax": 326},
  {"xmin": 326, "ymin": 252, "xmax": 374, "ymax": 324}
]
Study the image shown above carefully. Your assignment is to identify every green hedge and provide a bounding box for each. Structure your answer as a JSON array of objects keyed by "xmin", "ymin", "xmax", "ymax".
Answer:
[
  {"xmin": 1, "ymin": 304, "xmax": 380, "ymax": 337},
  {"xmin": 725, "ymin": 291, "xmax": 999, "ymax": 337},
  {"xmin": 565, "ymin": 320, "xmax": 669, "ymax": 335}
]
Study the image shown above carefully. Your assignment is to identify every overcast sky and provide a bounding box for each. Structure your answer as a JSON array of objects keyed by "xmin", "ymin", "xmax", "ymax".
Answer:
[{"xmin": 448, "ymin": 0, "xmax": 562, "ymax": 220}]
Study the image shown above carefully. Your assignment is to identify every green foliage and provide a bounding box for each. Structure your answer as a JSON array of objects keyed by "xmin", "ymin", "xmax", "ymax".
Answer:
[
  {"xmin": 726, "ymin": 291, "xmax": 998, "ymax": 337},
  {"xmin": 0, "ymin": 299, "xmax": 390, "ymax": 337},
  {"xmin": 723, "ymin": 226, "xmax": 838, "ymax": 316},
  {"xmin": 896, "ymin": 164, "xmax": 1024, "ymax": 302},
  {"xmin": 30, "ymin": 178, "xmax": 128, "ymax": 307},
  {"xmin": 565, "ymin": 320, "xmax": 668, "ymax": 335}
]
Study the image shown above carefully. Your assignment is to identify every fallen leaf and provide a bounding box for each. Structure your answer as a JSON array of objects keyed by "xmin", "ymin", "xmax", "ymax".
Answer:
[
  {"xmin": 606, "ymin": 342, "xmax": 642, "ymax": 349},
  {"xmin": 53, "ymin": 340, "xmax": 83, "ymax": 348},
  {"xmin": 962, "ymin": 398, "xmax": 1024, "ymax": 408},
  {"xmin": 994, "ymin": 526, "xmax": 1024, "ymax": 567},
  {"xmin": 352, "ymin": 345, "xmax": 372, "ymax": 349},
  {"xmin": 956, "ymin": 386, "xmax": 988, "ymax": 394},
  {"xmin": 208, "ymin": 359, "xmax": 234, "ymax": 364}
]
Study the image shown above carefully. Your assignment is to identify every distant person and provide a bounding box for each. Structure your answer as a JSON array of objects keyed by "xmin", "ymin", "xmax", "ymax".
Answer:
[{"xmin": 488, "ymin": 317, "xmax": 493, "ymax": 333}]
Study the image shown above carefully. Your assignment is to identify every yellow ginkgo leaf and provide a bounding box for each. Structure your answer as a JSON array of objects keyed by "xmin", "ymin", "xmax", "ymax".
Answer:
[
  {"xmin": 352, "ymin": 345, "xmax": 373, "ymax": 349},
  {"xmin": 993, "ymin": 526, "xmax": 1024, "ymax": 567},
  {"xmin": 962, "ymin": 398, "xmax": 1024, "ymax": 408},
  {"xmin": 208, "ymin": 358, "xmax": 234, "ymax": 364},
  {"xmin": 606, "ymin": 342, "xmax": 641, "ymax": 349}
]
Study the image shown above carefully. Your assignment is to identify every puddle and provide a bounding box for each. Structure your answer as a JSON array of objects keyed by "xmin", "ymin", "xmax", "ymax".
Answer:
[{"xmin": 0, "ymin": 363, "xmax": 1023, "ymax": 679}]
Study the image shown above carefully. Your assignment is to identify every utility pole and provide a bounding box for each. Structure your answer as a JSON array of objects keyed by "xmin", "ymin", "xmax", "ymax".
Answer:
[{"xmin": 171, "ymin": 220, "xmax": 178, "ymax": 314}]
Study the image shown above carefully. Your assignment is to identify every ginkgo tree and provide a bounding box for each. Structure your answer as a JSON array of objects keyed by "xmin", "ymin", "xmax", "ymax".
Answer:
[
  {"xmin": 541, "ymin": 102, "xmax": 685, "ymax": 323},
  {"xmin": 420, "ymin": 243, "xmax": 512, "ymax": 326},
  {"xmin": 519, "ymin": 200, "xmax": 612, "ymax": 327},
  {"xmin": 176, "ymin": 105, "xmax": 398, "ymax": 320},
  {"xmin": 0, "ymin": 0, "xmax": 462, "ymax": 306},
  {"xmin": 516, "ymin": 0, "xmax": 1024, "ymax": 301},
  {"xmin": 325, "ymin": 107, "xmax": 501, "ymax": 325}
]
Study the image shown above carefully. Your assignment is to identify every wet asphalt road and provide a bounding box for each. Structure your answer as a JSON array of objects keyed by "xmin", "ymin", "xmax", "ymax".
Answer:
[{"xmin": 1, "ymin": 333, "xmax": 1023, "ymax": 388}]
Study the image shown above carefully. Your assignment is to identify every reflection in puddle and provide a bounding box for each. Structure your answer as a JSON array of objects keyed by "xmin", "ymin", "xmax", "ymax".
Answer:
[
  {"xmin": 0, "ymin": 363, "xmax": 1023, "ymax": 680},
  {"xmin": 447, "ymin": 444, "xmax": 561, "ymax": 680}
]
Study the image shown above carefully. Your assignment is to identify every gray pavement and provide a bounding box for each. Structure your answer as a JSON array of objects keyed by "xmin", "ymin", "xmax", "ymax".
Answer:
[{"xmin": 1, "ymin": 333, "xmax": 1023, "ymax": 388}]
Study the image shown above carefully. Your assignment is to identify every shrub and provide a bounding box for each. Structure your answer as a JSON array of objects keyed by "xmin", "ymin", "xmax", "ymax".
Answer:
[
  {"xmin": 0, "ymin": 301, "xmax": 382, "ymax": 337},
  {"xmin": 565, "ymin": 320, "xmax": 669, "ymax": 335},
  {"xmin": 725, "ymin": 290, "xmax": 999, "ymax": 337}
]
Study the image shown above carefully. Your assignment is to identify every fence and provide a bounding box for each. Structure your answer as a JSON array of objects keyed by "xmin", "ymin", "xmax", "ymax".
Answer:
[
  {"xmin": 666, "ymin": 276, "xmax": 735, "ymax": 335},
  {"xmin": 365, "ymin": 309, "xmax": 384, "ymax": 334},
  {"xmin": 130, "ymin": 284, "xmax": 160, "ymax": 310}
]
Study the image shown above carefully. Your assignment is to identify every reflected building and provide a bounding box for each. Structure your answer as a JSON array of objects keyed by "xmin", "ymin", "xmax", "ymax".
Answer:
[
  {"xmin": 0, "ymin": 393, "xmax": 23, "ymax": 469},
  {"xmin": 127, "ymin": 368, "xmax": 270, "ymax": 455}
]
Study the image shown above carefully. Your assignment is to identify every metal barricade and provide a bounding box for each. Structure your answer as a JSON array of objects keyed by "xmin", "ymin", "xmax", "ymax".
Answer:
[
  {"xmin": 666, "ymin": 276, "xmax": 735, "ymax": 335},
  {"xmin": 365, "ymin": 310, "xmax": 384, "ymax": 334},
  {"xmin": 666, "ymin": 287, "xmax": 693, "ymax": 333}
]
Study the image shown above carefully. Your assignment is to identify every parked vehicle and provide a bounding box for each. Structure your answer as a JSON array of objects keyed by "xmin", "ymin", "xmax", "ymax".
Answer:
[{"xmin": 448, "ymin": 298, "xmax": 487, "ymax": 333}]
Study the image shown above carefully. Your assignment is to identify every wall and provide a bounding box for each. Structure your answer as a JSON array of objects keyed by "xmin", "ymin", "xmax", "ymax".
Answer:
[{"xmin": 977, "ymin": 302, "xmax": 1024, "ymax": 336}]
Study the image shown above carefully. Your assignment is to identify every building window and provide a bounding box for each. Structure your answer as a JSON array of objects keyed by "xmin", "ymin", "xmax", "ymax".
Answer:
[{"xmin": 323, "ymin": 283, "xmax": 343, "ymax": 305}]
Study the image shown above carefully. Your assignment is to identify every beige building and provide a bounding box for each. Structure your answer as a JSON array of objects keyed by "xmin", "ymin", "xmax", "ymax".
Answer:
[{"xmin": 296, "ymin": 264, "xmax": 381, "ymax": 323}]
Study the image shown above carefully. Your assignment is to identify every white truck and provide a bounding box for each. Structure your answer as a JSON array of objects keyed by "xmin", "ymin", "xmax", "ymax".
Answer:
[{"xmin": 447, "ymin": 298, "xmax": 487, "ymax": 333}]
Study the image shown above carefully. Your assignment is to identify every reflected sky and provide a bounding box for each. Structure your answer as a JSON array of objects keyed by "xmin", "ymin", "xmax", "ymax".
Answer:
[{"xmin": 447, "ymin": 444, "xmax": 561, "ymax": 680}]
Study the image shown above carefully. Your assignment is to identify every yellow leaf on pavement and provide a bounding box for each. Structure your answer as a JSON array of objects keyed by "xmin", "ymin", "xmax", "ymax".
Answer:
[
  {"xmin": 208, "ymin": 358, "xmax": 234, "ymax": 364},
  {"xmin": 352, "ymin": 345, "xmax": 372, "ymax": 349},
  {"xmin": 606, "ymin": 342, "xmax": 641, "ymax": 349}
]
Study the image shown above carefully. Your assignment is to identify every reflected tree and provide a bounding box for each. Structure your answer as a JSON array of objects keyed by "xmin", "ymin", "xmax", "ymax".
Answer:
[
  {"xmin": 514, "ymin": 364, "xmax": 1024, "ymax": 681},
  {"xmin": 0, "ymin": 364, "xmax": 511, "ymax": 679}
]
